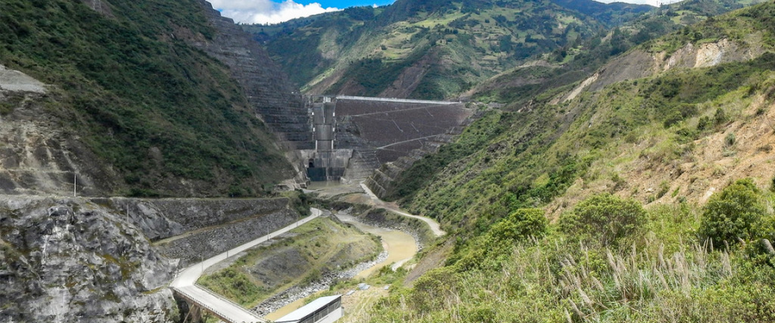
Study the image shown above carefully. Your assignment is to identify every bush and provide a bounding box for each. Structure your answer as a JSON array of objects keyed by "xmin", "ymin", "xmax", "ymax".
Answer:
[
  {"xmin": 559, "ymin": 193, "xmax": 647, "ymax": 247},
  {"xmin": 699, "ymin": 178, "xmax": 767, "ymax": 247},
  {"xmin": 489, "ymin": 208, "xmax": 547, "ymax": 241}
]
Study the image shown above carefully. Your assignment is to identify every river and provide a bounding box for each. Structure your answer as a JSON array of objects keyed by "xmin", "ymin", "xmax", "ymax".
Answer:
[{"xmin": 264, "ymin": 211, "xmax": 417, "ymax": 320}]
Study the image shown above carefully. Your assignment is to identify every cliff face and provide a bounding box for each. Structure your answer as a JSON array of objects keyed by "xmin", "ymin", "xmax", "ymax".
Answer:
[
  {"xmin": 0, "ymin": 65, "xmax": 121, "ymax": 196},
  {"xmin": 0, "ymin": 0, "xmax": 303, "ymax": 197},
  {"xmin": 192, "ymin": 1, "xmax": 313, "ymax": 150},
  {"xmin": 0, "ymin": 196, "xmax": 178, "ymax": 323}
]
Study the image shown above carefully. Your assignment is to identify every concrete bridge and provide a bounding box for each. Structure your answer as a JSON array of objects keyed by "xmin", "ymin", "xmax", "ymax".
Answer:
[{"xmin": 170, "ymin": 209, "xmax": 322, "ymax": 323}]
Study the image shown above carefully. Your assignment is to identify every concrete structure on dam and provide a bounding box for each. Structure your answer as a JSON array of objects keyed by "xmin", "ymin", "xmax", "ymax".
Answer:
[{"xmin": 297, "ymin": 96, "xmax": 472, "ymax": 182}]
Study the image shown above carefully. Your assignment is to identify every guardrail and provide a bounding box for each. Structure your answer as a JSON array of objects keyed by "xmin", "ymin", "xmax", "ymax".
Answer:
[
  {"xmin": 172, "ymin": 287, "xmax": 245, "ymax": 323},
  {"xmin": 194, "ymin": 282, "xmax": 264, "ymax": 321},
  {"xmin": 335, "ymin": 95, "xmax": 459, "ymax": 105},
  {"xmin": 170, "ymin": 210, "xmax": 322, "ymax": 323}
]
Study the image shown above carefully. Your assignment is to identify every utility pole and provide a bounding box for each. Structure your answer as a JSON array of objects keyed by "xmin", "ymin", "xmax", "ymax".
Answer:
[{"xmin": 73, "ymin": 173, "xmax": 77, "ymax": 197}]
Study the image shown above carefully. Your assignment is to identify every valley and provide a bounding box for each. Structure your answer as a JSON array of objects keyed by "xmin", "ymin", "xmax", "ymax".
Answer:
[{"xmin": 2, "ymin": 0, "xmax": 775, "ymax": 322}]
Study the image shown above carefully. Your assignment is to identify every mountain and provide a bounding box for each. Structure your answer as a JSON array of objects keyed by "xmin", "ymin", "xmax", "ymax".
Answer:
[
  {"xmin": 365, "ymin": 1, "xmax": 775, "ymax": 321},
  {"xmin": 470, "ymin": 0, "xmax": 770, "ymax": 106},
  {"xmin": 0, "ymin": 0, "xmax": 302, "ymax": 198},
  {"xmin": 250, "ymin": 0, "xmax": 652, "ymax": 99}
]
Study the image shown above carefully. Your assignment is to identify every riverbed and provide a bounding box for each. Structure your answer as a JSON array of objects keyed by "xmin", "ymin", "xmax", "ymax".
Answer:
[{"xmin": 263, "ymin": 211, "xmax": 417, "ymax": 320}]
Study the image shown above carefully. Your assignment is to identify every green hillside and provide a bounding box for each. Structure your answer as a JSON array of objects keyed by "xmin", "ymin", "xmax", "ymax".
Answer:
[
  {"xmin": 252, "ymin": 0, "xmax": 652, "ymax": 99},
  {"xmin": 472, "ymin": 0, "xmax": 770, "ymax": 105},
  {"xmin": 367, "ymin": 2, "xmax": 775, "ymax": 321},
  {"xmin": 0, "ymin": 0, "xmax": 293, "ymax": 196}
]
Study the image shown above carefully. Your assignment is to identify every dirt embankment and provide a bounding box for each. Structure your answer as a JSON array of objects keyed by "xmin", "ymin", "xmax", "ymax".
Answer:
[{"xmin": 566, "ymin": 36, "xmax": 768, "ymax": 100}]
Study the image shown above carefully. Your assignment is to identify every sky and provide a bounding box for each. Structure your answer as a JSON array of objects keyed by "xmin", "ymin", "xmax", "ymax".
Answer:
[{"xmin": 209, "ymin": 0, "xmax": 680, "ymax": 25}]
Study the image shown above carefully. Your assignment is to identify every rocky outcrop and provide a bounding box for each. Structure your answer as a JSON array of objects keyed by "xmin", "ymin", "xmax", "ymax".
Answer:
[
  {"xmin": 0, "ymin": 65, "xmax": 121, "ymax": 197},
  {"xmin": 102, "ymin": 197, "xmax": 291, "ymax": 241},
  {"xmin": 154, "ymin": 207, "xmax": 298, "ymax": 267},
  {"xmin": 0, "ymin": 196, "xmax": 178, "ymax": 323},
  {"xmin": 584, "ymin": 36, "xmax": 767, "ymax": 93},
  {"xmin": 94, "ymin": 197, "xmax": 302, "ymax": 266}
]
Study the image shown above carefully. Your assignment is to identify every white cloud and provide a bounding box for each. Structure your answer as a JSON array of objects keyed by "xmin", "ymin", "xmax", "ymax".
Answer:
[
  {"xmin": 209, "ymin": 0, "xmax": 341, "ymax": 25},
  {"xmin": 594, "ymin": 0, "xmax": 683, "ymax": 7}
]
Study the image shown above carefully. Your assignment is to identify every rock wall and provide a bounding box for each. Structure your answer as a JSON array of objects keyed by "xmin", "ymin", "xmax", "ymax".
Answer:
[
  {"xmin": 90, "ymin": 197, "xmax": 300, "ymax": 266},
  {"xmin": 154, "ymin": 207, "xmax": 298, "ymax": 266},
  {"xmin": 101, "ymin": 197, "xmax": 291, "ymax": 241},
  {"xmin": 365, "ymin": 118, "xmax": 473, "ymax": 199},
  {"xmin": 0, "ymin": 196, "xmax": 178, "ymax": 323},
  {"xmin": 192, "ymin": 1, "xmax": 313, "ymax": 150}
]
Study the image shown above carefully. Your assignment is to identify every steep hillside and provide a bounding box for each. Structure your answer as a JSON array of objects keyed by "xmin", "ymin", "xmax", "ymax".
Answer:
[
  {"xmin": 366, "ymin": 2, "xmax": 775, "ymax": 321},
  {"xmin": 253, "ymin": 0, "xmax": 652, "ymax": 99},
  {"xmin": 0, "ymin": 0, "xmax": 297, "ymax": 197},
  {"xmin": 471, "ymin": 0, "xmax": 769, "ymax": 105}
]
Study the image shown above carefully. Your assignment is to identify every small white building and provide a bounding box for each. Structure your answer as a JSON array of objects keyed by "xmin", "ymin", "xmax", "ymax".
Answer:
[{"xmin": 274, "ymin": 295, "xmax": 343, "ymax": 323}]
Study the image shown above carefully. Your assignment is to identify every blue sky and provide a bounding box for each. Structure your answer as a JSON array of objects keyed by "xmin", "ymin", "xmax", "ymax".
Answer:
[{"xmin": 209, "ymin": 0, "xmax": 674, "ymax": 25}]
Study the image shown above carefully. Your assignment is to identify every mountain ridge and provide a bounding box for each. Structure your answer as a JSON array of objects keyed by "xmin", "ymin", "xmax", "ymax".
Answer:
[{"xmin": 253, "ymin": 0, "xmax": 654, "ymax": 99}]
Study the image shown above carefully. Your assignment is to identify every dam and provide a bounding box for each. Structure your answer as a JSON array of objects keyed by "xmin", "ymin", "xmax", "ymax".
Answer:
[{"xmin": 298, "ymin": 96, "xmax": 472, "ymax": 183}]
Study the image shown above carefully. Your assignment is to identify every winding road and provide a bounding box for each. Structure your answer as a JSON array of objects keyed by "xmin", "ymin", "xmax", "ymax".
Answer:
[
  {"xmin": 360, "ymin": 182, "xmax": 445, "ymax": 237},
  {"xmin": 169, "ymin": 208, "xmax": 322, "ymax": 323}
]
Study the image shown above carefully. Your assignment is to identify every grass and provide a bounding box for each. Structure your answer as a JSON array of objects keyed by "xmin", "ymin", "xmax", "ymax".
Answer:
[
  {"xmin": 0, "ymin": 0, "xmax": 292, "ymax": 196},
  {"xmin": 361, "ymin": 3, "xmax": 775, "ymax": 320},
  {"xmin": 197, "ymin": 217, "xmax": 381, "ymax": 308},
  {"xmin": 367, "ymin": 194, "xmax": 775, "ymax": 322}
]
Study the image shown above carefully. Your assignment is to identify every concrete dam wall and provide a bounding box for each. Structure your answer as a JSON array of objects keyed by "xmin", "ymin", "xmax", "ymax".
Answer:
[{"xmin": 300, "ymin": 96, "xmax": 472, "ymax": 183}]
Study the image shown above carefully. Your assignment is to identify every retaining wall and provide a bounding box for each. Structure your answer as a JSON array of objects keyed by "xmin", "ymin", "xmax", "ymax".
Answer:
[{"xmin": 92, "ymin": 197, "xmax": 300, "ymax": 266}]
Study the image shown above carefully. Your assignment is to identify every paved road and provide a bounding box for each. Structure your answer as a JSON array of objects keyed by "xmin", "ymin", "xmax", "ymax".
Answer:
[
  {"xmin": 170, "ymin": 208, "xmax": 322, "ymax": 323},
  {"xmin": 360, "ymin": 182, "xmax": 445, "ymax": 237}
]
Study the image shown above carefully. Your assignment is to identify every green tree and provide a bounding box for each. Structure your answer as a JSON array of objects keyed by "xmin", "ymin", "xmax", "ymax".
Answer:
[
  {"xmin": 560, "ymin": 193, "xmax": 646, "ymax": 247},
  {"xmin": 699, "ymin": 178, "xmax": 767, "ymax": 246},
  {"xmin": 489, "ymin": 208, "xmax": 547, "ymax": 241}
]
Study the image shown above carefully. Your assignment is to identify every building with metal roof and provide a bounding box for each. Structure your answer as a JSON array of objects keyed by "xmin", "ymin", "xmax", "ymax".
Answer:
[{"xmin": 274, "ymin": 295, "xmax": 343, "ymax": 323}]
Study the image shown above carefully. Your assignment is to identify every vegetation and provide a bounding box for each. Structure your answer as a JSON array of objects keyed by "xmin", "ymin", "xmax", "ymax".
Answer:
[
  {"xmin": 699, "ymin": 179, "xmax": 768, "ymax": 247},
  {"xmin": 363, "ymin": 2, "xmax": 775, "ymax": 321},
  {"xmin": 368, "ymin": 188, "xmax": 775, "ymax": 322},
  {"xmin": 472, "ymin": 0, "xmax": 771, "ymax": 106},
  {"xmin": 559, "ymin": 193, "xmax": 646, "ymax": 248},
  {"xmin": 198, "ymin": 217, "xmax": 381, "ymax": 307},
  {"xmin": 0, "ymin": 0, "xmax": 291, "ymax": 196},
  {"xmin": 254, "ymin": 0, "xmax": 654, "ymax": 99}
]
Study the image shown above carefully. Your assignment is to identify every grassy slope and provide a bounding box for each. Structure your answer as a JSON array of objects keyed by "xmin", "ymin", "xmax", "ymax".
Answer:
[
  {"xmin": 255, "ymin": 0, "xmax": 651, "ymax": 99},
  {"xmin": 472, "ymin": 0, "xmax": 769, "ymax": 106},
  {"xmin": 0, "ymin": 0, "xmax": 292, "ymax": 197},
  {"xmin": 367, "ymin": 2, "xmax": 775, "ymax": 321}
]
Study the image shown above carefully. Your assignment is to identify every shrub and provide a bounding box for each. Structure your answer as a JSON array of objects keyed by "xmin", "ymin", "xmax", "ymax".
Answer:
[
  {"xmin": 559, "ymin": 193, "xmax": 647, "ymax": 247},
  {"xmin": 699, "ymin": 178, "xmax": 767, "ymax": 247},
  {"xmin": 725, "ymin": 132, "xmax": 736, "ymax": 147},
  {"xmin": 714, "ymin": 107, "xmax": 727, "ymax": 125},
  {"xmin": 489, "ymin": 208, "xmax": 547, "ymax": 242},
  {"xmin": 770, "ymin": 174, "xmax": 775, "ymax": 193},
  {"xmin": 697, "ymin": 116, "xmax": 711, "ymax": 131}
]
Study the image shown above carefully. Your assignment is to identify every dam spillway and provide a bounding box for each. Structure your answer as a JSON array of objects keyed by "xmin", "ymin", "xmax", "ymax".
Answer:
[{"xmin": 298, "ymin": 96, "xmax": 472, "ymax": 182}]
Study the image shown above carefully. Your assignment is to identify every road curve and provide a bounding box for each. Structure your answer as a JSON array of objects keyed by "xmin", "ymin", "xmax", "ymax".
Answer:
[
  {"xmin": 359, "ymin": 182, "xmax": 445, "ymax": 237},
  {"xmin": 170, "ymin": 208, "xmax": 322, "ymax": 323}
]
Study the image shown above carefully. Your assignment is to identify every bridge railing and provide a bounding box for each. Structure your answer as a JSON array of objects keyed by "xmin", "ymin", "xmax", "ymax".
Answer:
[
  {"xmin": 172, "ymin": 287, "xmax": 244, "ymax": 323},
  {"xmin": 335, "ymin": 95, "xmax": 458, "ymax": 105},
  {"xmin": 194, "ymin": 282, "xmax": 265, "ymax": 321}
]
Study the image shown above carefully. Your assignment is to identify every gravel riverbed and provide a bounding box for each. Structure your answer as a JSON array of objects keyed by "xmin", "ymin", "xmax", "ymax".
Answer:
[{"xmin": 251, "ymin": 251, "xmax": 388, "ymax": 317}]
